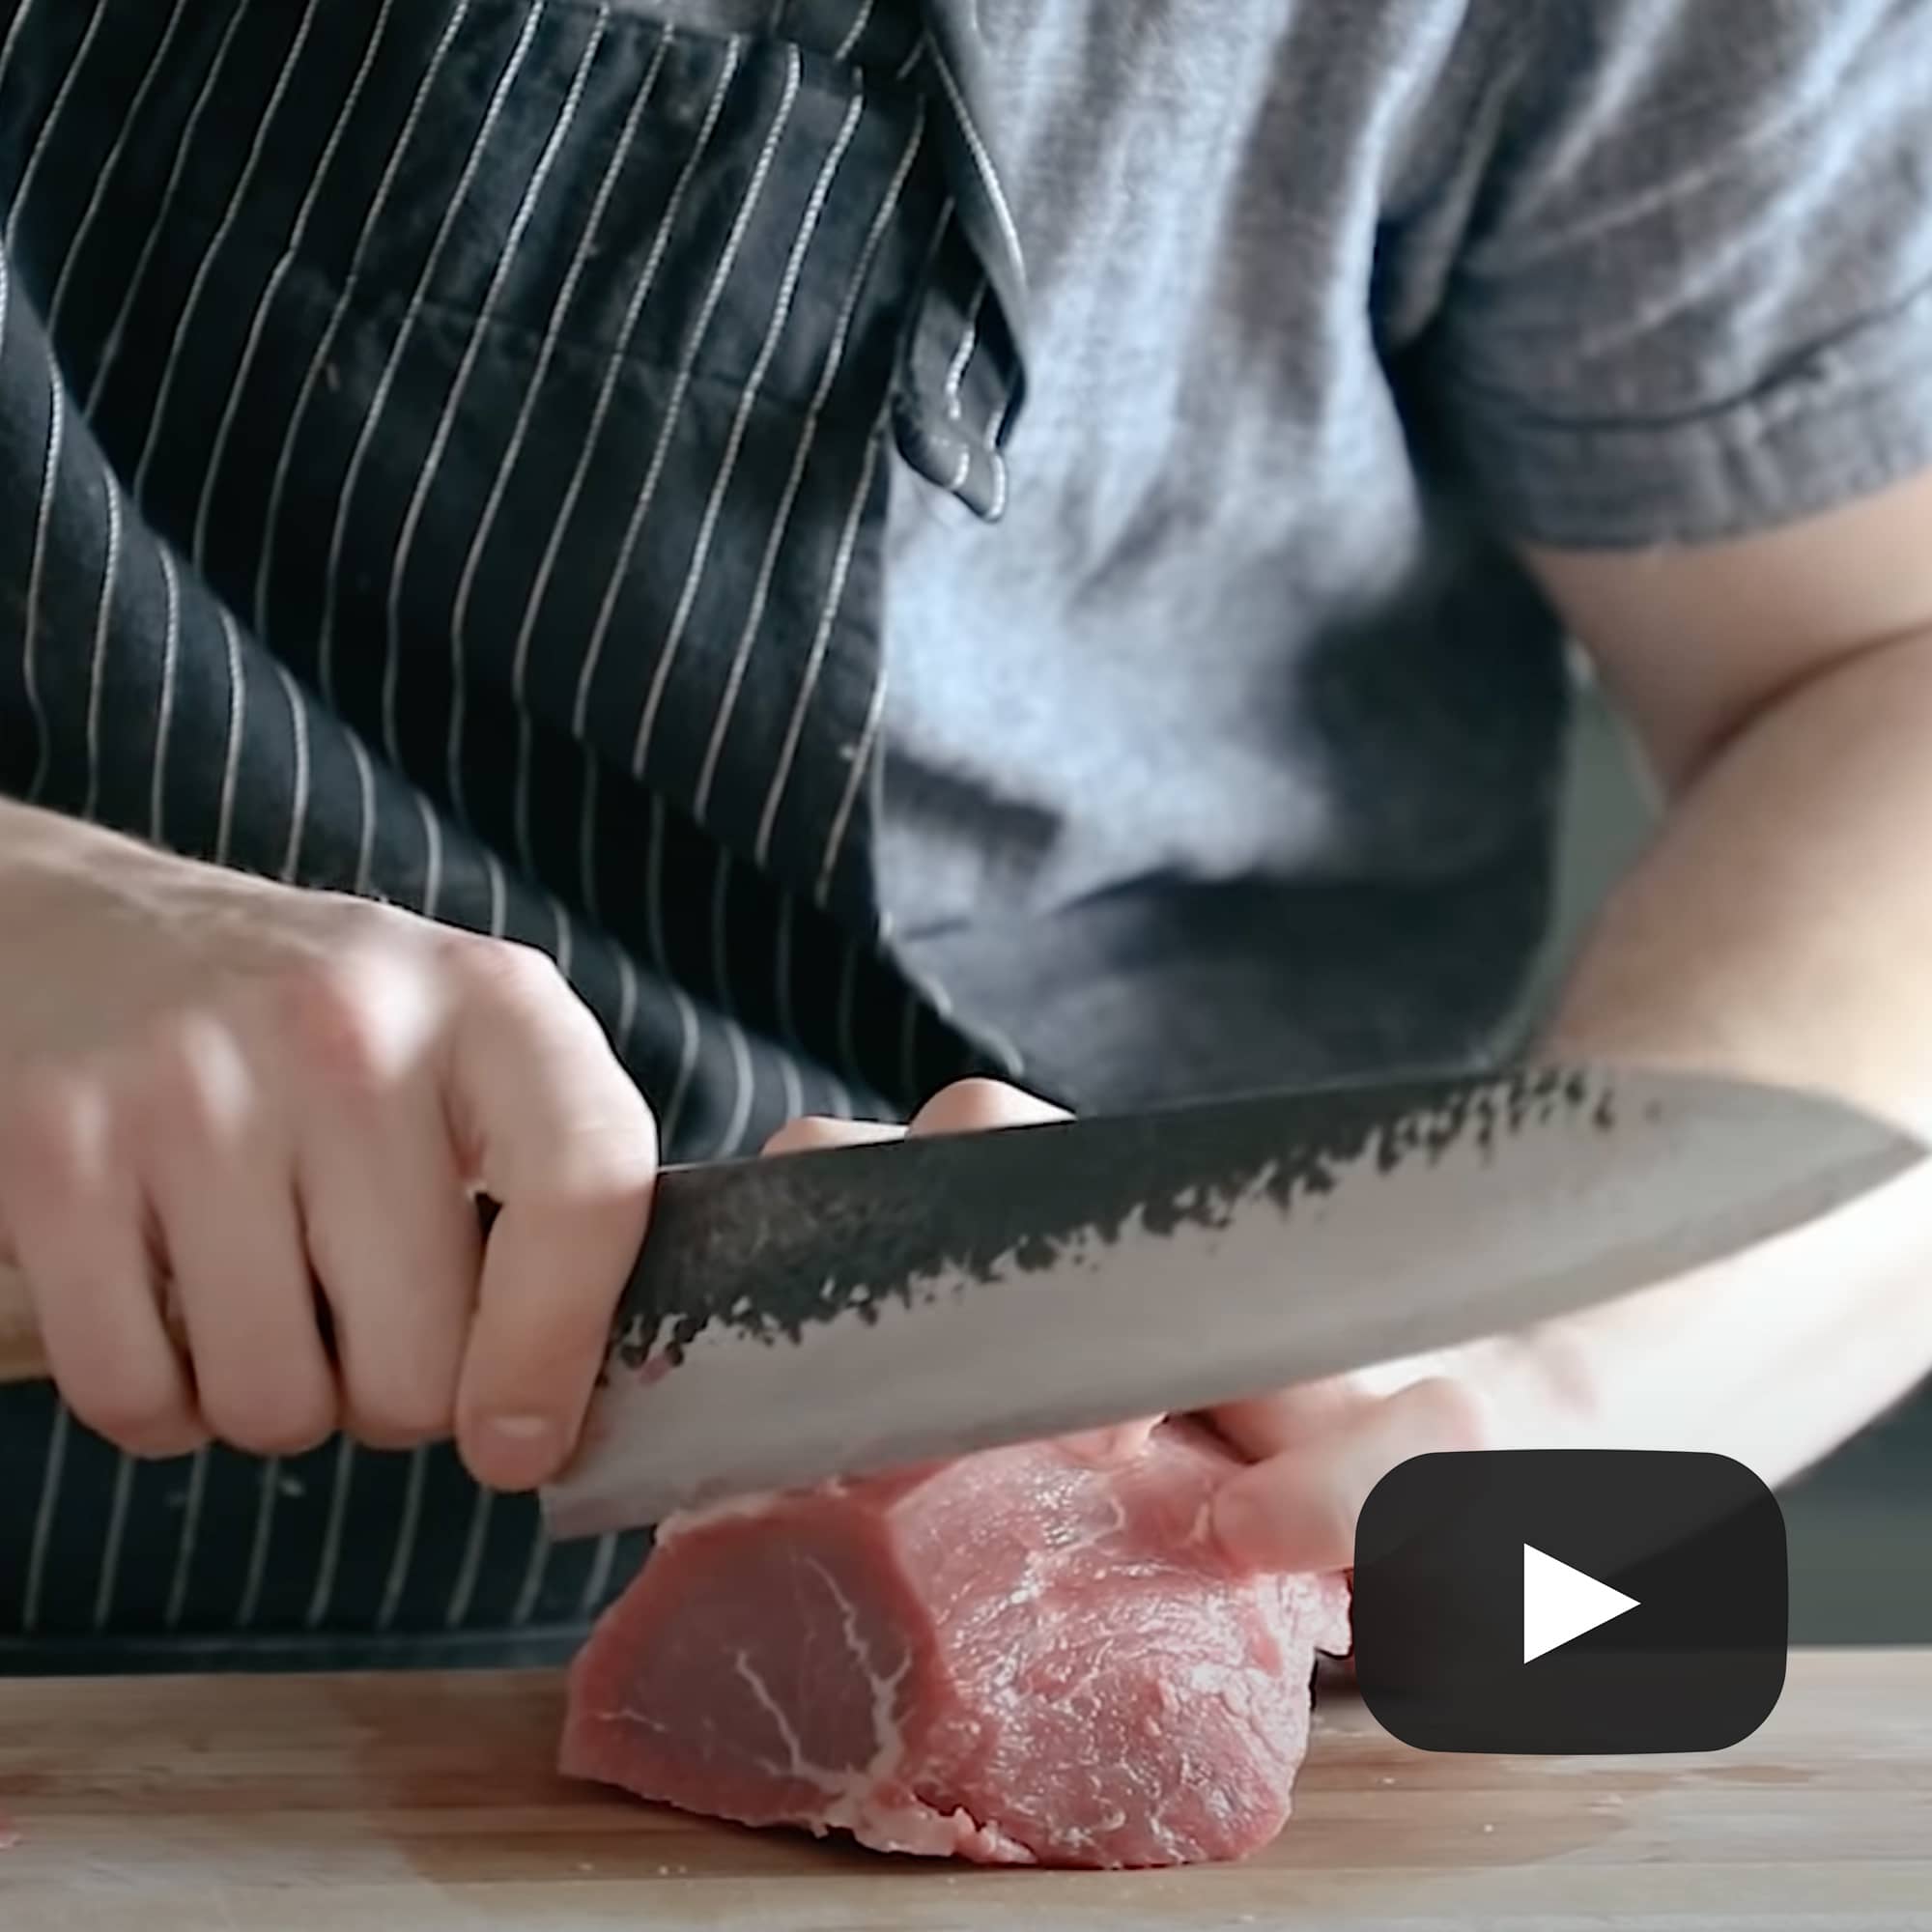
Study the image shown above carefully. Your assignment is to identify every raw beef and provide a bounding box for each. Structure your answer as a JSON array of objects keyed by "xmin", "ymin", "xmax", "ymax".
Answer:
[{"xmin": 560, "ymin": 1421, "xmax": 1351, "ymax": 1868}]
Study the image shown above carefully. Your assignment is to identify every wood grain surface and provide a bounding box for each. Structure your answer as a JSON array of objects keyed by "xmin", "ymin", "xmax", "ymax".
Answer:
[{"xmin": 3, "ymin": 1651, "xmax": 1929, "ymax": 1929}]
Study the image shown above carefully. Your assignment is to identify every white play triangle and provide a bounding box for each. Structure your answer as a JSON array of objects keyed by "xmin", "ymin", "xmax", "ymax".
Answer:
[{"xmin": 1522, "ymin": 1543, "xmax": 1640, "ymax": 1664}]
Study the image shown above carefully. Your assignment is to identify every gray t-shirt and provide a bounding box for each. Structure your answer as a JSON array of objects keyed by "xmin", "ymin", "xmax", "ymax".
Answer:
[{"xmin": 875, "ymin": 0, "xmax": 1932, "ymax": 1110}]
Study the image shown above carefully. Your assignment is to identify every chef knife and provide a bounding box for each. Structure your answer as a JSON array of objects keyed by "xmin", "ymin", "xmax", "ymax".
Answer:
[
  {"xmin": 0, "ymin": 1065, "xmax": 1918, "ymax": 1535},
  {"xmin": 536, "ymin": 1063, "xmax": 1923, "ymax": 1538}
]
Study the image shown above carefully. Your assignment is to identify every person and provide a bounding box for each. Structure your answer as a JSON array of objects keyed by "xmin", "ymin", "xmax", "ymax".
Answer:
[{"xmin": 2, "ymin": 0, "xmax": 1930, "ymax": 1670}]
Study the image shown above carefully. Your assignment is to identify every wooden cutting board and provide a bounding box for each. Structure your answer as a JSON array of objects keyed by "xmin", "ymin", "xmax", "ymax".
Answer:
[{"xmin": 3, "ymin": 1651, "xmax": 1929, "ymax": 1931}]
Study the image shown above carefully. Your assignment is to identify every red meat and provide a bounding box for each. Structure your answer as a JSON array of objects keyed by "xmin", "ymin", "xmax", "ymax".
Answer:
[{"xmin": 560, "ymin": 1422, "xmax": 1351, "ymax": 1868}]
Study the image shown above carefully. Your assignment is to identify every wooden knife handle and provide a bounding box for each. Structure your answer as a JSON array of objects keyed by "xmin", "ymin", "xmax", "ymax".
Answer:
[{"xmin": 0, "ymin": 1260, "xmax": 49, "ymax": 1386}]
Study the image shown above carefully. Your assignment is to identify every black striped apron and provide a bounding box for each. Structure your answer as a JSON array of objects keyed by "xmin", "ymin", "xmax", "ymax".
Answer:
[{"xmin": 0, "ymin": 0, "xmax": 1028, "ymax": 1669}]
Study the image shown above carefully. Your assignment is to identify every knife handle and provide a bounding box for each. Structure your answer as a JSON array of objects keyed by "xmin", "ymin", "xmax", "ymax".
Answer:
[{"xmin": 0, "ymin": 1260, "xmax": 48, "ymax": 1386}]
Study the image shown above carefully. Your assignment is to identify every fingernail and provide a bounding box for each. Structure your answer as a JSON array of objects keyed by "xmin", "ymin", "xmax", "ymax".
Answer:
[{"xmin": 490, "ymin": 1413, "xmax": 555, "ymax": 1445}]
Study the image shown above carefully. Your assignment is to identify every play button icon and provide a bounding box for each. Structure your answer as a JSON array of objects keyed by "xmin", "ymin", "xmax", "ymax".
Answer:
[
  {"xmin": 1352, "ymin": 1450, "xmax": 1787, "ymax": 1755},
  {"xmin": 1521, "ymin": 1544, "xmax": 1638, "ymax": 1663}
]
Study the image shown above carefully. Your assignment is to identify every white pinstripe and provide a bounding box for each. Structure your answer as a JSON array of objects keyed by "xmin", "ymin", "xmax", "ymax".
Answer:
[
  {"xmin": 149, "ymin": 550, "xmax": 181, "ymax": 841},
  {"xmin": 384, "ymin": 4, "xmax": 604, "ymax": 763},
  {"xmin": 318, "ymin": 0, "xmax": 546, "ymax": 711},
  {"xmin": 19, "ymin": 1404, "xmax": 69, "ymax": 1634},
  {"xmin": 79, "ymin": 468, "xmax": 121, "ymax": 821},
  {"xmin": 577, "ymin": 1530, "xmax": 619, "ymax": 1617},
  {"xmin": 509, "ymin": 38, "xmax": 742, "ymax": 710},
  {"xmin": 162, "ymin": 1446, "xmax": 209, "ymax": 1628},
  {"xmin": 450, "ymin": 25, "xmax": 665, "ymax": 811},
  {"xmin": 925, "ymin": 36, "xmax": 1026, "ymax": 284},
  {"xmin": 195, "ymin": 0, "xmax": 403, "ymax": 572},
  {"xmin": 509, "ymin": 1520, "xmax": 553, "ymax": 1628},
  {"xmin": 572, "ymin": 47, "xmax": 804, "ymax": 744},
  {"xmin": 445, "ymin": 1486, "xmax": 493, "ymax": 1630},
  {"xmin": 707, "ymin": 854, "xmax": 757, "ymax": 1158},
  {"xmin": 777, "ymin": 1046, "xmax": 805, "ymax": 1133},
  {"xmin": 131, "ymin": 0, "xmax": 329, "ymax": 509},
  {"xmin": 942, "ymin": 280, "xmax": 985, "ymax": 419},
  {"xmin": 350, "ymin": 733, "xmax": 380, "ymax": 896},
  {"xmin": 552, "ymin": 894, "xmax": 576, "ymax": 983},
  {"xmin": 271, "ymin": 660, "xmax": 311, "ymax": 883},
  {"xmin": 3, "ymin": 0, "xmax": 108, "ymax": 252},
  {"xmin": 235, "ymin": 1451, "xmax": 281, "ymax": 1628},
  {"xmin": 0, "ymin": 213, "xmax": 9, "ymax": 362},
  {"xmin": 753, "ymin": 418, "xmax": 881, "ymax": 867},
  {"xmin": 692, "ymin": 101, "xmax": 926, "ymax": 817},
  {"xmin": 90, "ymin": 1453, "xmax": 136, "ymax": 1631},
  {"xmin": 418, "ymin": 792, "xmax": 445, "ymax": 918},
  {"xmin": 254, "ymin": 0, "xmax": 473, "ymax": 647},
  {"xmin": 83, "ymin": 0, "xmax": 253, "ymax": 425},
  {"xmin": 982, "ymin": 370, "xmax": 1020, "ymax": 522},
  {"xmin": 21, "ymin": 372, "xmax": 63, "ymax": 804},
  {"xmin": 43, "ymin": 0, "xmax": 193, "ymax": 342},
  {"xmin": 375, "ymin": 1445, "xmax": 430, "ymax": 1631},
  {"xmin": 833, "ymin": 0, "xmax": 876, "ymax": 63},
  {"xmin": 894, "ymin": 31, "xmax": 925, "ymax": 83},
  {"xmin": 613, "ymin": 942, "xmax": 640, "ymax": 1056},
  {"xmin": 302, "ymin": 1435, "xmax": 357, "ymax": 1629},
  {"xmin": 484, "ymin": 847, "xmax": 509, "ymax": 945},
  {"xmin": 631, "ymin": 71, "xmax": 857, "ymax": 778},
  {"xmin": 0, "ymin": 0, "xmax": 45, "ymax": 139},
  {"xmin": 823, "ymin": 1070, "xmax": 856, "ymax": 1119},
  {"xmin": 213, "ymin": 610, "xmax": 247, "ymax": 867},
  {"xmin": 661, "ymin": 980, "xmax": 703, "ymax": 1151},
  {"xmin": 816, "ymin": 635, "xmax": 889, "ymax": 907}
]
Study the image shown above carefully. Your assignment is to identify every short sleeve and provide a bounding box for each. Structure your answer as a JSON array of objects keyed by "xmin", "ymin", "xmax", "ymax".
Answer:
[{"xmin": 1421, "ymin": 0, "xmax": 1932, "ymax": 551}]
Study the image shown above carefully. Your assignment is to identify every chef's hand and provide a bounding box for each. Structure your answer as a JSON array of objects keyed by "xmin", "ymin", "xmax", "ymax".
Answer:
[
  {"xmin": 769, "ymin": 1074, "xmax": 1932, "ymax": 1577},
  {"xmin": 0, "ymin": 800, "xmax": 654, "ymax": 1491}
]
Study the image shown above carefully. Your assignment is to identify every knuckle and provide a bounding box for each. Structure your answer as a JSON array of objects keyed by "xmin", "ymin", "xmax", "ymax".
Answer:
[
  {"xmin": 202, "ymin": 1382, "xmax": 339, "ymax": 1459},
  {"xmin": 272, "ymin": 961, "xmax": 394, "ymax": 1097},
  {"xmin": 0, "ymin": 1065, "xmax": 91, "ymax": 1204},
  {"xmin": 133, "ymin": 1012, "xmax": 250, "ymax": 1151},
  {"xmin": 65, "ymin": 1371, "xmax": 202, "ymax": 1459},
  {"xmin": 452, "ymin": 936, "xmax": 567, "ymax": 1011},
  {"xmin": 343, "ymin": 1387, "xmax": 452, "ymax": 1452},
  {"xmin": 1412, "ymin": 1375, "xmax": 1496, "ymax": 1456}
]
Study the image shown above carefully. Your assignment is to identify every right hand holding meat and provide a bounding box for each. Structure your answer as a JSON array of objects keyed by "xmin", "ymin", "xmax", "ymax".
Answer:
[{"xmin": 0, "ymin": 801, "xmax": 656, "ymax": 1492}]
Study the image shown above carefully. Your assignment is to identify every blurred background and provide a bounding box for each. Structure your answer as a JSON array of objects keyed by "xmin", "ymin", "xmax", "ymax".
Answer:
[{"xmin": 1545, "ymin": 663, "xmax": 1932, "ymax": 1644}]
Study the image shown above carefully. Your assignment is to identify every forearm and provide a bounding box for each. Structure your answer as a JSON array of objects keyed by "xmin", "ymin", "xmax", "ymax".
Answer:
[
  {"xmin": 1536, "ymin": 628, "xmax": 1932, "ymax": 1480},
  {"xmin": 1548, "ymin": 626, "xmax": 1932, "ymax": 1123}
]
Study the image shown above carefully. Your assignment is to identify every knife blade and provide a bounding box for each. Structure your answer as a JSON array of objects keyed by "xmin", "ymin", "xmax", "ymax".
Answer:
[{"xmin": 539, "ymin": 1064, "xmax": 1922, "ymax": 1539}]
